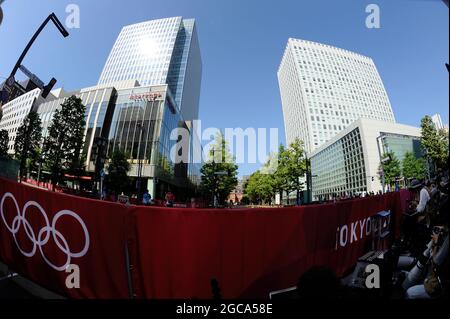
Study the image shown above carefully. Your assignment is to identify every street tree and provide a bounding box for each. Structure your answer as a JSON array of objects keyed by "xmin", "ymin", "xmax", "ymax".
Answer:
[
  {"xmin": 105, "ymin": 149, "xmax": 131, "ymax": 195},
  {"xmin": 0, "ymin": 129, "xmax": 9, "ymax": 158},
  {"xmin": 200, "ymin": 133, "xmax": 238, "ymax": 206},
  {"xmin": 272, "ymin": 144, "xmax": 289, "ymax": 203},
  {"xmin": 43, "ymin": 95, "xmax": 86, "ymax": 188},
  {"xmin": 420, "ymin": 115, "xmax": 449, "ymax": 172},
  {"xmin": 14, "ymin": 111, "xmax": 42, "ymax": 179},
  {"xmin": 276, "ymin": 138, "xmax": 306, "ymax": 204},
  {"xmin": 245, "ymin": 170, "xmax": 275, "ymax": 205},
  {"xmin": 402, "ymin": 151, "xmax": 426, "ymax": 183},
  {"xmin": 378, "ymin": 151, "xmax": 401, "ymax": 188}
]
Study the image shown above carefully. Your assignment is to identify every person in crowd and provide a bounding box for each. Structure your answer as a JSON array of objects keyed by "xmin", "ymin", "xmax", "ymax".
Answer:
[
  {"xmin": 404, "ymin": 225, "xmax": 449, "ymax": 299},
  {"xmin": 165, "ymin": 190, "xmax": 175, "ymax": 207},
  {"xmin": 413, "ymin": 179, "xmax": 432, "ymax": 216},
  {"xmin": 401, "ymin": 179, "xmax": 433, "ymax": 255},
  {"xmin": 142, "ymin": 189, "xmax": 152, "ymax": 206}
]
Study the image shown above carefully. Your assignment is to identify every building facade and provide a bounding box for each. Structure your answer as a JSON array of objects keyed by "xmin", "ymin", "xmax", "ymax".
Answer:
[
  {"xmin": 309, "ymin": 118, "xmax": 421, "ymax": 201},
  {"xmin": 36, "ymin": 80, "xmax": 202, "ymax": 200},
  {"xmin": 97, "ymin": 17, "xmax": 202, "ymax": 121},
  {"xmin": 278, "ymin": 38, "xmax": 395, "ymax": 153},
  {"xmin": 33, "ymin": 17, "xmax": 203, "ymax": 200},
  {"xmin": 0, "ymin": 87, "xmax": 52, "ymax": 154},
  {"xmin": 431, "ymin": 113, "xmax": 449, "ymax": 132},
  {"xmin": 37, "ymin": 84, "xmax": 117, "ymax": 171}
]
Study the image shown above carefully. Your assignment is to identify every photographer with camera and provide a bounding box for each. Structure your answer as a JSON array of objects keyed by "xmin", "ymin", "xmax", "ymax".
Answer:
[{"xmin": 403, "ymin": 224, "xmax": 449, "ymax": 299}]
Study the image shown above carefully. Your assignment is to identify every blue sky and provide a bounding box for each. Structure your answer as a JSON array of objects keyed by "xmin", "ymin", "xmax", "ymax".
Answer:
[{"xmin": 0, "ymin": 0, "xmax": 448, "ymax": 176}]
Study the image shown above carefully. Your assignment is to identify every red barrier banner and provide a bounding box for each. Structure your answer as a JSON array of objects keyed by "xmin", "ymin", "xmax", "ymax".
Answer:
[
  {"xmin": 0, "ymin": 177, "xmax": 409, "ymax": 299},
  {"xmin": 0, "ymin": 178, "xmax": 130, "ymax": 298},
  {"xmin": 130, "ymin": 192, "xmax": 405, "ymax": 299}
]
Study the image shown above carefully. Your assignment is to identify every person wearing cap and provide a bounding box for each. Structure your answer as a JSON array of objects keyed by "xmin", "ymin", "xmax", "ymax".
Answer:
[{"xmin": 409, "ymin": 179, "xmax": 431, "ymax": 216}]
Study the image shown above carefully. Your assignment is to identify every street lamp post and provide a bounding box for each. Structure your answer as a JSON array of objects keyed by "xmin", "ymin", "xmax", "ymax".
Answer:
[
  {"xmin": 2, "ymin": 13, "xmax": 68, "ymax": 104},
  {"xmin": 8, "ymin": 13, "xmax": 68, "ymax": 80},
  {"xmin": 136, "ymin": 122, "xmax": 146, "ymax": 201},
  {"xmin": 37, "ymin": 153, "xmax": 45, "ymax": 185},
  {"xmin": 210, "ymin": 147, "xmax": 228, "ymax": 208},
  {"xmin": 211, "ymin": 148, "xmax": 219, "ymax": 208},
  {"xmin": 376, "ymin": 135, "xmax": 388, "ymax": 194},
  {"xmin": 305, "ymin": 156, "xmax": 311, "ymax": 204}
]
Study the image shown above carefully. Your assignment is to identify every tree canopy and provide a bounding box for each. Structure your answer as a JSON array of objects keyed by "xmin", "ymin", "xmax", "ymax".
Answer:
[
  {"xmin": 0, "ymin": 129, "xmax": 9, "ymax": 158},
  {"xmin": 43, "ymin": 95, "xmax": 86, "ymax": 186},
  {"xmin": 14, "ymin": 111, "xmax": 42, "ymax": 178},
  {"xmin": 420, "ymin": 115, "xmax": 449, "ymax": 172},
  {"xmin": 244, "ymin": 138, "xmax": 307, "ymax": 205},
  {"xmin": 402, "ymin": 151, "xmax": 425, "ymax": 182},
  {"xmin": 379, "ymin": 151, "xmax": 401, "ymax": 187},
  {"xmin": 106, "ymin": 149, "xmax": 131, "ymax": 195},
  {"xmin": 200, "ymin": 133, "xmax": 238, "ymax": 205}
]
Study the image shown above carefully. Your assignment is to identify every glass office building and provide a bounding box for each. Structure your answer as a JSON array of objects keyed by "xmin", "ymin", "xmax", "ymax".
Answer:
[
  {"xmin": 107, "ymin": 84, "xmax": 195, "ymax": 198},
  {"xmin": 37, "ymin": 85, "xmax": 117, "ymax": 171},
  {"xmin": 34, "ymin": 17, "xmax": 203, "ymax": 200},
  {"xmin": 98, "ymin": 17, "xmax": 202, "ymax": 121},
  {"xmin": 36, "ymin": 82, "xmax": 201, "ymax": 199},
  {"xmin": 380, "ymin": 133, "xmax": 423, "ymax": 163}
]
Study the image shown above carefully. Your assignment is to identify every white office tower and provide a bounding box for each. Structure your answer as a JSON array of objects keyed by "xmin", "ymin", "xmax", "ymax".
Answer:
[
  {"xmin": 278, "ymin": 38, "xmax": 396, "ymax": 153},
  {"xmin": 98, "ymin": 17, "xmax": 202, "ymax": 121},
  {"xmin": 431, "ymin": 113, "xmax": 444, "ymax": 130}
]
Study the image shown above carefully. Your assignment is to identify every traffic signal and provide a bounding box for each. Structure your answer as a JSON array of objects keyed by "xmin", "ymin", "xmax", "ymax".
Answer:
[
  {"xmin": 93, "ymin": 137, "xmax": 108, "ymax": 180},
  {"xmin": 41, "ymin": 77, "xmax": 57, "ymax": 99}
]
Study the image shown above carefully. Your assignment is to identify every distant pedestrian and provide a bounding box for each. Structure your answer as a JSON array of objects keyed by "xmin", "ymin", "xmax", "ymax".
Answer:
[
  {"xmin": 143, "ymin": 189, "xmax": 152, "ymax": 206},
  {"xmin": 165, "ymin": 191, "xmax": 175, "ymax": 207}
]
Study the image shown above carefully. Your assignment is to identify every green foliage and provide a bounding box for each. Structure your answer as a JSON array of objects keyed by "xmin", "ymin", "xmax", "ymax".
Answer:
[
  {"xmin": 402, "ymin": 151, "xmax": 425, "ymax": 182},
  {"xmin": 240, "ymin": 195, "xmax": 250, "ymax": 206},
  {"xmin": 275, "ymin": 138, "xmax": 306, "ymax": 198},
  {"xmin": 43, "ymin": 96, "xmax": 86, "ymax": 186},
  {"xmin": 379, "ymin": 151, "xmax": 401, "ymax": 186},
  {"xmin": 200, "ymin": 134, "xmax": 238, "ymax": 205},
  {"xmin": 421, "ymin": 115, "xmax": 449, "ymax": 171},
  {"xmin": 14, "ymin": 111, "xmax": 42, "ymax": 178},
  {"xmin": 106, "ymin": 149, "xmax": 131, "ymax": 195},
  {"xmin": 244, "ymin": 138, "xmax": 307, "ymax": 205},
  {"xmin": 0, "ymin": 129, "xmax": 9, "ymax": 158},
  {"xmin": 245, "ymin": 170, "xmax": 275, "ymax": 205}
]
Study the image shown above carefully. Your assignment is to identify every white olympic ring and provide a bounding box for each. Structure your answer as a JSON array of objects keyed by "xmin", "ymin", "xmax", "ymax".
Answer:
[{"xmin": 0, "ymin": 192, "xmax": 90, "ymax": 271}]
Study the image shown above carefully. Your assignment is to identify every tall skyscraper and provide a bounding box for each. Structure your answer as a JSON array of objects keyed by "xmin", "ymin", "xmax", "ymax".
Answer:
[
  {"xmin": 277, "ymin": 38, "xmax": 395, "ymax": 153},
  {"xmin": 431, "ymin": 113, "xmax": 444, "ymax": 130},
  {"xmin": 98, "ymin": 17, "xmax": 202, "ymax": 121}
]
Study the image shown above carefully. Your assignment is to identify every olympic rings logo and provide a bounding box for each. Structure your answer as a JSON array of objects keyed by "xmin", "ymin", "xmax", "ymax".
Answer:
[{"xmin": 0, "ymin": 192, "xmax": 90, "ymax": 271}]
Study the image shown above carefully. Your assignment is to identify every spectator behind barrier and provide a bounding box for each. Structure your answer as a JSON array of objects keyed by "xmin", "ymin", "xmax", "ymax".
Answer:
[
  {"xmin": 404, "ymin": 223, "xmax": 449, "ymax": 299},
  {"xmin": 401, "ymin": 179, "xmax": 433, "ymax": 256}
]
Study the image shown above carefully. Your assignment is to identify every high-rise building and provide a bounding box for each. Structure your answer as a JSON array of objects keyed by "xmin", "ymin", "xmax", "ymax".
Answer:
[
  {"xmin": 277, "ymin": 38, "xmax": 396, "ymax": 153},
  {"xmin": 98, "ymin": 17, "xmax": 202, "ymax": 121},
  {"xmin": 431, "ymin": 113, "xmax": 445, "ymax": 130},
  {"xmin": 0, "ymin": 87, "xmax": 56, "ymax": 154}
]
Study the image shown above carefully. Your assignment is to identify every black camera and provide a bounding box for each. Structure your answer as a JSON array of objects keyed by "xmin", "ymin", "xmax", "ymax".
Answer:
[{"xmin": 432, "ymin": 226, "xmax": 448, "ymax": 247}]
